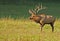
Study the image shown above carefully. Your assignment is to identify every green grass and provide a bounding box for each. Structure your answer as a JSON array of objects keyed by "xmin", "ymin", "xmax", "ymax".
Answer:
[{"xmin": 0, "ymin": 18, "xmax": 60, "ymax": 41}]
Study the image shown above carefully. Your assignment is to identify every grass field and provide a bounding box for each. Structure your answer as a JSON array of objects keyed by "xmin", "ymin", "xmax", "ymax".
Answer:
[{"xmin": 0, "ymin": 18, "xmax": 60, "ymax": 41}]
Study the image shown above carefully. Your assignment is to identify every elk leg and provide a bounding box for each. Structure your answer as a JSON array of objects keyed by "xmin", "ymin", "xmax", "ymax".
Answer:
[
  {"xmin": 40, "ymin": 24, "xmax": 44, "ymax": 32},
  {"xmin": 50, "ymin": 23, "xmax": 54, "ymax": 32}
]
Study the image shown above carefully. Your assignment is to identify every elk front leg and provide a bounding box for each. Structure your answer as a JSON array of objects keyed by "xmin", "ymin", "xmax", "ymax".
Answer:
[
  {"xmin": 50, "ymin": 23, "xmax": 54, "ymax": 32},
  {"xmin": 40, "ymin": 24, "xmax": 44, "ymax": 32},
  {"xmin": 41, "ymin": 25, "xmax": 43, "ymax": 31}
]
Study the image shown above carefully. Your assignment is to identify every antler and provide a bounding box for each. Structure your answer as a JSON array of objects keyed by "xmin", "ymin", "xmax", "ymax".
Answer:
[
  {"xmin": 29, "ymin": 9, "xmax": 36, "ymax": 15},
  {"xmin": 29, "ymin": 3, "xmax": 47, "ymax": 14},
  {"xmin": 34, "ymin": 3, "xmax": 47, "ymax": 13}
]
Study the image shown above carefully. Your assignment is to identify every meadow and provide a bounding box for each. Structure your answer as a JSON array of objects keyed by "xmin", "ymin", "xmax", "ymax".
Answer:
[{"xmin": 0, "ymin": 18, "xmax": 60, "ymax": 41}]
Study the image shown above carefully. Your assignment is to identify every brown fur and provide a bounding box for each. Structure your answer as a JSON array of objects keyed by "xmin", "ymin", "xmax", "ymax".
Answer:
[{"xmin": 29, "ymin": 10, "xmax": 55, "ymax": 32}]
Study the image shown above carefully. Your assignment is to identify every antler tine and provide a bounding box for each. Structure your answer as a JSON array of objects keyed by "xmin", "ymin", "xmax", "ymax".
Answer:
[
  {"xmin": 29, "ymin": 9, "xmax": 33, "ymax": 14},
  {"xmin": 32, "ymin": 9, "xmax": 36, "ymax": 14},
  {"xmin": 29, "ymin": 9, "xmax": 36, "ymax": 15},
  {"xmin": 41, "ymin": 3, "xmax": 47, "ymax": 10}
]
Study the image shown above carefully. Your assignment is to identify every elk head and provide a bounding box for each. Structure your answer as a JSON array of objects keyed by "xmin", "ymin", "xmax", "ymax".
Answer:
[
  {"xmin": 29, "ymin": 3, "xmax": 46, "ymax": 20},
  {"xmin": 29, "ymin": 9, "xmax": 36, "ymax": 20},
  {"xmin": 29, "ymin": 9, "xmax": 42, "ymax": 23}
]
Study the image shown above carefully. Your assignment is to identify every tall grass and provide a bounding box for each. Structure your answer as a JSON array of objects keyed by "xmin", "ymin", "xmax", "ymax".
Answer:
[{"xmin": 0, "ymin": 18, "xmax": 60, "ymax": 41}]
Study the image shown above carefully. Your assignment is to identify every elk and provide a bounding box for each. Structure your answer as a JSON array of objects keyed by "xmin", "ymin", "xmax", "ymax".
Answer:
[{"xmin": 29, "ymin": 4, "xmax": 55, "ymax": 32}]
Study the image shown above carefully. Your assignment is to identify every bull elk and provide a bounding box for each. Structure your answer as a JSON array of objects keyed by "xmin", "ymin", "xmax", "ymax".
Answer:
[{"xmin": 29, "ymin": 4, "xmax": 55, "ymax": 32}]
